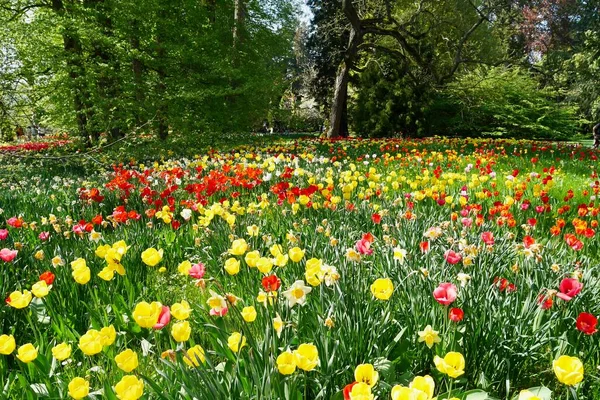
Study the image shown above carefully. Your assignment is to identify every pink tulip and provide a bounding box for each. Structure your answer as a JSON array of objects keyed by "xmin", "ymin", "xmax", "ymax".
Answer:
[
  {"xmin": 444, "ymin": 250, "xmax": 462, "ymax": 265},
  {"xmin": 153, "ymin": 306, "xmax": 171, "ymax": 329},
  {"xmin": 461, "ymin": 218, "xmax": 472, "ymax": 227},
  {"xmin": 0, "ymin": 229, "xmax": 8, "ymax": 240},
  {"xmin": 189, "ymin": 263, "xmax": 206, "ymax": 279},
  {"xmin": 355, "ymin": 238, "xmax": 373, "ymax": 255},
  {"xmin": 0, "ymin": 248, "xmax": 18, "ymax": 262},
  {"xmin": 556, "ymin": 278, "xmax": 583, "ymax": 301},
  {"xmin": 433, "ymin": 283, "xmax": 458, "ymax": 306},
  {"xmin": 39, "ymin": 232, "xmax": 50, "ymax": 241},
  {"xmin": 210, "ymin": 307, "xmax": 228, "ymax": 317},
  {"xmin": 481, "ymin": 231, "xmax": 495, "ymax": 246}
]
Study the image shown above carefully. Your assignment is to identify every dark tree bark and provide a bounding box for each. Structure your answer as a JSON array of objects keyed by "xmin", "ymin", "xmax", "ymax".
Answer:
[
  {"xmin": 233, "ymin": 0, "xmax": 246, "ymax": 49},
  {"xmin": 131, "ymin": 19, "xmax": 145, "ymax": 126},
  {"xmin": 327, "ymin": 0, "xmax": 362, "ymax": 138},
  {"xmin": 155, "ymin": 4, "xmax": 168, "ymax": 140},
  {"xmin": 52, "ymin": 0, "xmax": 92, "ymax": 145}
]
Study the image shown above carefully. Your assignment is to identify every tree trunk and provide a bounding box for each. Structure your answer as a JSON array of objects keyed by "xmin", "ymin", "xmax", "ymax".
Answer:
[
  {"xmin": 327, "ymin": 24, "xmax": 360, "ymax": 138},
  {"xmin": 233, "ymin": 0, "xmax": 246, "ymax": 50},
  {"xmin": 131, "ymin": 20, "xmax": 145, "ymax": 125},
  {"xmin": 53, "ymin": 0, "xmax": 91, "ymax": 144},
  {"xmin": 327, "ymin": 61, "xmax": 350, "ymax": 138},
  {"xmin": 156, "ymin": 5, "xmax": 168, "ymax": 140}
]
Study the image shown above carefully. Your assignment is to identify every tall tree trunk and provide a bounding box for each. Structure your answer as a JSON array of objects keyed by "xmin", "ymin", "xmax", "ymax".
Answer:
[
  {"xmin": 52, "ymin": 0, "xmax": 91, "ymax": 145},
  {"xmin": 327, "ymin": 61, "xmax": 350, "ymax": 138},
  {"xmin": 155, "ymin": 5, "xmax": 168, "ymax": 140},
  {"xmin": 327, "ymin": 26, "xmax": 360, "ymax": 138},
  {"xmin": 233, "ymin": 0, "xmax": 245, "ymax": 49},
  {"xmin": 131, "ymin": 19, "xmax": 145, "ymax": 125}
]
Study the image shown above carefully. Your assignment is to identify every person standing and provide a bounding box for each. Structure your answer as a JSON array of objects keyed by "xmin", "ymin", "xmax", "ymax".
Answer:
[{"xmin": 594, "ymin": 123, "xmax": 600, "ymax": 149}]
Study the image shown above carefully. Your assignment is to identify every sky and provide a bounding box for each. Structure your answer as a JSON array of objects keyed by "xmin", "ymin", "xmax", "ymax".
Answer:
[{"xmin": 299, "ymin": 0, "xmax": 313, "ymax": 24}]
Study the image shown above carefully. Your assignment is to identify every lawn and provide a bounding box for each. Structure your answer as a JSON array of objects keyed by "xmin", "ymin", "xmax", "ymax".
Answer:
[{"xmin": 1, "ymin": 135, "xmax": 599, "ymax": 400}]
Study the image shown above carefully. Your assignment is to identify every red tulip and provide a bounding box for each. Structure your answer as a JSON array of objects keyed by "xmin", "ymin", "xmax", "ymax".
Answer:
[
  {"xmin": 576, "ymin": 312, "xmax": 597, "ymax": 335},
  {"xmin": 433, "ymin": 283, "xmax": 458, "ymax": 306},
  {"xmin": 537, "ymin": 293, "xmax": 553, "ymax": 310},
  {"xmin": 371, "ymin": 213, "xmax": 381, "ymax": 224},
  {"xmin": 444, "ymin": 250, "xmax": 462, "ymax": 265},
  {"xmin": 557, "ymin": 278, "xmax": 583, "ymax": 301},
  {"xmin": 449, "ymin": 307, "xmax": 464, "ymax": 322},
  {"xmin": 262, "ymin": 275, "xmax": 281, "ymax": 291},
  {"xmin": 343, "ymin": 382, "xmax": 358, "ymax": 400},
  {"xmin": 481, "ymin": 231, "xmax": 494, "ymax": 245},
  {"xmin": 40, "ymin": 271, "xmax": 55, "ymax": 285}
]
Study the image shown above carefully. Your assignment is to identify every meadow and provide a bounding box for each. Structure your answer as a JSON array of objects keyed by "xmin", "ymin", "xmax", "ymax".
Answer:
[{"xmin": 1, "ymin": 136, "xmax": 599, "ymax": 400}]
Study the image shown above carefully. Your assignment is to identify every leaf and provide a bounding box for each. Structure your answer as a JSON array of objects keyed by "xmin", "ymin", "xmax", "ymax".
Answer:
[{"xmin": 29, "ymin": 383, "xmax": 48, "ymax": 396}]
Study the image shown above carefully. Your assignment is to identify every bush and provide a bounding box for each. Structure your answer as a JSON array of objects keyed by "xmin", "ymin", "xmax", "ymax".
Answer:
[{"xmin": 427, "ymin": 66, "xmax": 582, "ymax": 140}]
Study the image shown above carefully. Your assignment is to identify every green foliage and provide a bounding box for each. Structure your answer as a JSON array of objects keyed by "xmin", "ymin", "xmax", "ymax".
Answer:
[
  {"xmin": 427, "ymin": 66, "xmax": 582, "ymax": 140},
  {"xmin": 0, "ymin": 0, "xmax": 302, "ymax": 142}
]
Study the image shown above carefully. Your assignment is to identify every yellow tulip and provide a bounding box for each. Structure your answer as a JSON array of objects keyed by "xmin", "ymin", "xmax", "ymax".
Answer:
[
  {"xmin": 229, "ymin": 239, "xmax": 248, "ymax": 255},
  {"xmin": 114, "ymin": 375, "xmax": 144, "ymax": 400},
  {"xmin": 132, "ymin": 301, "xmax": 162, "ymax": 328},
  {"xmin": 370, "ymin": 278, "xmax": 394, "ymax": 300},
  {"xmin": 434, "ymin": 352, "xmax": 465, "ymax": 378},
  {"xmin": 0, "ymin": 334, "xmax": 16, "ymax": 355},
  {"xmin": 171, "ymin": 321, "xmax": 191, "ymax": 342},
  {"xmin": 141, "ymin": 247, "xmax": 163, "ymax": 267},
  {"xmin": 244, "ymin": 250, "xmax": 260, "ymax": 268},
  {"xmin": 276, "ymin": 351, "xmax": 296, "ymax": 375},
  {"xmin": 115, "ymin": 349, "xmax": 139, "ymax": 372},
  {"xmin": 256, "ymin": 257, "xmax": 273, "ymax": 274},
  {"xmin": 31, "ymin": 280, "xmax": 50, "ymax": 298},
  {"xmin": 553, "ymin": 355, "xmax": 584, "ymax": 386},
  {"xmin": 349, "ymin": 382, "xmax": 374, "ymax": 400},
  {"xmin": 79, "ymin": 329, "xmax": 104, "ymax": 356},
  {"xmin": 16, "ymin": 343, "xmax": 38, "ymax": 363},
  {"xmin": 52, "ymin": 342, "xmax": 72, "ymax": 361},
  {"xmin": 184, "ymin": 345, "xmax": 206, "ymax": 367},
  {"xmin": 293, "ymin": 343, "xmax": 319, "ymax": 371},
  {"xmin": 288, "ymin": 247, "xmax": 305, "ymax": 263},
  {"xmin": 224, "ymin": 258, "xmax": 241, "ymax": 275},
  {"xmin": 409, "ymin": 375, "xmax": 435, "ymax": 398},
  {"xmin": 241, "ymin": 306, "xmax": 257, "ymax": 322},
  {"xmin": 178, "ymin": 260, "xmax": 192, "ymax": 275},
  {"xmin": 72, "ymin": 264, "xmax": 91, "ymax": 285},
  {"xmin": 227, "ymin": 332, "xmax": 246, "ymax": 353},
  {"xmin": 7, "ymin": 290, "xmax": 32, "ymax": 309},
  {"xmin": 95, "ymin": 244, "xmax": 111, "ymax": 259},
  {"xmin": 354, "ymin": 363, "xmax": 379, "ymax": 387},
  {"xmin": 171, "ymin": 300, "xmax": 192, "ymax": 320},
  {"xmin": 270, "ymin": 244, "xmax": 283, "ymax": 257},
  {"xmin": 99, "ymin": 325, "xmax": 116, "ymax": 346},
  {"xmin": 68, "ymin": 377, "xmax": 90, "ymax": 399}
]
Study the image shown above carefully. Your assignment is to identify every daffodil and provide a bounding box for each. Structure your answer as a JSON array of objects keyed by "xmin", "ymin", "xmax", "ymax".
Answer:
[
  {"xmin": 282, "ymin": 280, "xmax": 312, "ymax": 307},
  {"xmin": 417, "ymin": 325, "xmax": 441, "ymax": 349}
]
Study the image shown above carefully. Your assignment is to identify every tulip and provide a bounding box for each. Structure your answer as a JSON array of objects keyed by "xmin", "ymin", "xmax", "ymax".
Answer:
[{"xmin": 433, "ymin": 283, "xmax": 458, "ymax": 306}]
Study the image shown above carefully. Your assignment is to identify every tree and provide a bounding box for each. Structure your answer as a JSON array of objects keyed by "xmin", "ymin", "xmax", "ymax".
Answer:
[{"xmin": 313, "ymin": 0, "xmax": 512, "ymax": 138}]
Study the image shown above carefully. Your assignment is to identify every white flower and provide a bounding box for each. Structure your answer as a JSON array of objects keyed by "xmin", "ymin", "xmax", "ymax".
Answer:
[
  {"xmin": 282, "ymin": 280, "xmax": 312, "ymax": 307},
  {"xmin": 457, "ymin": 273, "xmax": 471, "ymax": 287},
  {"xmin": 393, "ymin": 247, "xmax": 407, "ymax": 264},
  {"xmin": 180, "ymin": 208, "xmax": 192, "ymax": 221}
]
